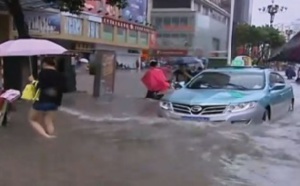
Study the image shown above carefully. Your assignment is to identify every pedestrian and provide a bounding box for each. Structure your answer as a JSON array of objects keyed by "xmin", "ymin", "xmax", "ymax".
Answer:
[
  {"xmin": 28, "ymin": 57, "xmax": 65, "ymax": 139},
  {"xmin": 141, "ymin": 60, "xmax": 170, "ymax": 100},
  {"xmin": 173, "ymin": 64, "xmax": 193, "ymax": 83}
]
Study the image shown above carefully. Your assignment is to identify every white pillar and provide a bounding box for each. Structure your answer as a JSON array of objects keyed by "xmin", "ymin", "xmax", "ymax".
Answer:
[{"xmin": 227, "ymin": 0, "xmax": 235, "ymax": 65}]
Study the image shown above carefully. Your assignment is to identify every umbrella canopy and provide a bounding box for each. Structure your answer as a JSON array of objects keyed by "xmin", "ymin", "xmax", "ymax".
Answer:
[
  {"xmin": 268, "ymin": 31, "xmax": 300, "ymax": 62},
  {"xmin": 168, "ymin": 56, "xmax": 203, "ymax": 66},
  {"xmin": 0, "ymin": 39, "xmax": 67, "ymax": 57}
]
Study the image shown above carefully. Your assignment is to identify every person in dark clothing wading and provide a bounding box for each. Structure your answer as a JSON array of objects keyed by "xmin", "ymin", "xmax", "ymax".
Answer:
[{"xmin": 28, "ymin": 57, "xmax": 64, "ymax": 139}]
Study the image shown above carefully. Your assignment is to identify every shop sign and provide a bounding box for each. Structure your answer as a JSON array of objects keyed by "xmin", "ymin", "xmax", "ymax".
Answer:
[
  {"xmin": 75, "ymin": 43, "xmax": 94, "ymax": 51},
  {"xmin": 21, "ymin": 11, "xmax": 61, "ymax": 34},
  {"xmin": 102, "ymin": 17, "xmax": 153, "ymax": 32},
  {"xmin": 155, "ymin": 50, "xmax": 188, "ymax": 56}
]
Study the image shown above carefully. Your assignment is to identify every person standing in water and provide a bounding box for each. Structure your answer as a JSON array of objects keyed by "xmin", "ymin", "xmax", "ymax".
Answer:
[{"xmin": 29, "ymin": 57, "xmax": 65, "ymax": 139}]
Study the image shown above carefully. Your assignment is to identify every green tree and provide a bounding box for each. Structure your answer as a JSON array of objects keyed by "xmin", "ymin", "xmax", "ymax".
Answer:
[
  {"xmin": 236, "ymin": 24, "xmax": 286, "ymax": 49},
  {"xmin": 1, "ymin": 0, "xmax": 128, "ymax": 38},
  {"xmin": 236, "ymin": 24, "xmax": 286, "ymax": 61}
]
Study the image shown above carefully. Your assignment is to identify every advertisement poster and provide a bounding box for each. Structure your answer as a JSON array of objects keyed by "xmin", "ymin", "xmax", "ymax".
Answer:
[
  {"xmin": 22, "ymin": 11, "xmax": 61, "ymax": 34},
  {"xmin": 101, "ymin": 52, "xmax": 116, "ymax": 95},
  {"xmin": 150, "ymin": 32, "xmax": 157, "ymax": 48},
  {"xmin": 122, "ymin": 0, "xmax": 148, "ymax": 23}
]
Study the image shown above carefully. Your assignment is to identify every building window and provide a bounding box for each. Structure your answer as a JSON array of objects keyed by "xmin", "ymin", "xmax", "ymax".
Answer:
[
  {"xmin": 88, "ymin": 21, "xmax": 100, "ymax": 38},
  {"xmin": 117, "ymin": 27, "xmax": 126, "ymax": 42},
  {"xmin": 117, "ymin": 27, "xmax": 125, "ymax": 35},
  {"xmin": 103, "ymin": 24, "xmax": 114, "ymax": 40},
  {"xmin": 203, "ymin": 6, "xmax": 209, "ymax": 15},
  {"xmin": 162, "ymin": 33, "xmax": 170, "ymax": 38},
  {"xmin": 179, "ymin": 17, "xmax": 188, "ymax": 26},
  {"xmin": 171, "ymin": 33, "xmax": 179, "ymax": 38},
  {"xmin": 155, "ymin": 17, "xmax": 162, "ymax": 27},
  {"xmin": 164, "ymin": 17, "xmax": 171, "ymax": 25},
  {"xmin": 103, "ymin": 24, "xmax": 113, "ymax": 33},
  {"xmin": 212, "ymin": 38, "xmax": 220, "ymax": 50},
  {"xmin": 172, "ymin": 17, "xmax": 179, "ymax": 25},
  {"xmin": 129, "ymin": 30, "xmax": 137, "ymax": 43},
  {"xmin": 65, "ymin": 17, "xmax": 83, "ymax": 35},
  {"xmin": 129, "ymin": 30, "xmax": 137, "ymax": 37},
  {"xmin": 140, "ymin": 32, "xmax": 148, "ymax": 45}
]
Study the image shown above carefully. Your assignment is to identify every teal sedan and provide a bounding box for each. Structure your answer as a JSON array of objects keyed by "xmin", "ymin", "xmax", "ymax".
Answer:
[{"xmin": 158, "ymin": 67, "xmax": 294, "ymax": 124}]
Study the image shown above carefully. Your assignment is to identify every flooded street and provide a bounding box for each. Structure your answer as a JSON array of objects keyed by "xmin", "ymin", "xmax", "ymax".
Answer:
[
  {"xmin": 63, "ymin": 70, "xmax": 300, "ymax": 186},
  {"xmin": 1, "ymin": 70, "xmax": 300, "ymax": 185}
]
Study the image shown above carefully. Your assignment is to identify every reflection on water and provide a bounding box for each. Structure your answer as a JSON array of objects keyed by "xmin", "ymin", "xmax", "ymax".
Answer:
[{"xmin": 60, "ymin": 78, "xmax": 300, "ymax": 186}]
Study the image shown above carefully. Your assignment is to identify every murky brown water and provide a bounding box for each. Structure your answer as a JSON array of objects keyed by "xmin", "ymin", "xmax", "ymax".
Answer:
[{"xmin": 60, "ymin": 70, "xmax": 300, "ymax": 186}]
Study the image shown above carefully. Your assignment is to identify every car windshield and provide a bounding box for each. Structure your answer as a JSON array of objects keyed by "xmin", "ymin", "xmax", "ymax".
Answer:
[{"xmin": 186, "ymin": 71, "xmax": 265, "ymax": 90}]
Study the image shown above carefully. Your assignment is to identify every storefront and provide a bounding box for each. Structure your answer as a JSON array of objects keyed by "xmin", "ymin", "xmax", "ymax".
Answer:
[{"xmin": 4, "ymin": 7, "xmax": 154, "ymax": 90}]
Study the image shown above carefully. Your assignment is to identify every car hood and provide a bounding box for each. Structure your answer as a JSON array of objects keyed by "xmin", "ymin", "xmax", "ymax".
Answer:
[{"xmin": 163, "ymin": 88, "xmax": 264, "ymax": 105}]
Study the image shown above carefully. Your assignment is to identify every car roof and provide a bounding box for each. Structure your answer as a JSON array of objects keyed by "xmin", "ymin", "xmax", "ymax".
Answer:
[{"xmin": 205, "ymin": 66, "xmax": 271, "ymax": 73}]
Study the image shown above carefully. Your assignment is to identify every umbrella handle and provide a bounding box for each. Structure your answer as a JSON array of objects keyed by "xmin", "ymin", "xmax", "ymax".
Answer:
[{"xmin": 29, "ymin": 57, "xmax": 32, "ymax": 75}]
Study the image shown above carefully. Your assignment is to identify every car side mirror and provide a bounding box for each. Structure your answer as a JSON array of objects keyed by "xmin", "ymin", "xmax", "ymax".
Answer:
[{"xmin": 270, "ymin": 83, "xmax": 285, "ymax": 91}]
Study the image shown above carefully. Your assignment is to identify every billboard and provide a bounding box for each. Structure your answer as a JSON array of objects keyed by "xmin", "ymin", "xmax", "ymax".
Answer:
[{"xmin": 122, "ymin": 0, "xmax": 148, "ymax": 23}]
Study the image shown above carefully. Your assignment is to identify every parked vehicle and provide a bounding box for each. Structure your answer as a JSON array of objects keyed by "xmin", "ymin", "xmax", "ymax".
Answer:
[{"xmin": 158, "ymin": 66, "xmax": 294, "ymax": 124}]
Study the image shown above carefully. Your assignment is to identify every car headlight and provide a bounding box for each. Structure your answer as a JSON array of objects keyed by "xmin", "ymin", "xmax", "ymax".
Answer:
[
  {"xmin": 159, "ymin": 101, "xmax": 172, "ymax": 110},
  {"xmin": 227, "ymin": 102, "xmax": 257, "ymax": 113}
]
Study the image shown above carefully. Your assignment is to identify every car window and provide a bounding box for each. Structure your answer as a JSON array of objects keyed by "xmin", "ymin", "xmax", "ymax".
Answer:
[
  {"xmin": 269, "ymin": 73, "xmax": 285, "ymax": 86},
  {"xmin": 186, "ymin": 71, "xmax": 265, "ymax": 90}
]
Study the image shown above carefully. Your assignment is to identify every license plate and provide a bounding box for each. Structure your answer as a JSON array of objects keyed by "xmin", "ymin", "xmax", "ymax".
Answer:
[{"xmin": 181, "ymin": 116, "xmax": 209, "ymax": 121}]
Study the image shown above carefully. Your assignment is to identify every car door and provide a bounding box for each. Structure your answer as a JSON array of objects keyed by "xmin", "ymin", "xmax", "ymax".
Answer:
[
  {"xmin": 275, "ymin": 73, "xmax": 293, "ymax": 110},
  {"xmin": 268, "ymin": 73, "xmax": 287, "ymax": 118}
]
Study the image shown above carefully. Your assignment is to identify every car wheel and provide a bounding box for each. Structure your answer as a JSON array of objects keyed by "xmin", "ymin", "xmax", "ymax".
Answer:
[
  {"xmin": 288, "ymin": 99, "xmax": 294, "ymax": 112},
  {"xmin": 262, "ymin": 108, "xmax": 270, "ymax": 123}
]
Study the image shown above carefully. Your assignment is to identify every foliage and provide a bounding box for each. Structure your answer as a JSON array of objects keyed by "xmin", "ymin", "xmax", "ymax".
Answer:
[{"xmin": 236, "ymin": 24, "xmax": 286, "ymax": 49}]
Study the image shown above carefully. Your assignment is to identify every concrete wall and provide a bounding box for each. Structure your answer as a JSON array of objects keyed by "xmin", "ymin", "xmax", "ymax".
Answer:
[{"xmin": 194, "ymin": 13, "xmax": 228, "ymax": 56}]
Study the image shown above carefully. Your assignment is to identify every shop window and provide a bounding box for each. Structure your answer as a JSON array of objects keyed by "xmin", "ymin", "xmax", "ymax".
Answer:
[
  {"xmin": 65, "ymin": 17, "xmax": 83, "ymax": 35},
  {"xmin": 179, "ymin": 17, "xmax": 188, "ymax": 26},
  {"xmin": 103, "ymin": 24, "xmax": 113, "ymax": 33},
  {"xmin": 171, "ymin": 17, "xmax": 179, "ymax": 25},
  {"xmin": 163, "ymin": 17, "xmax": 171, "ymax": 25},
  {"xmin": 88, "ymin": 21, "xmax": 100, "ymax": 38}
]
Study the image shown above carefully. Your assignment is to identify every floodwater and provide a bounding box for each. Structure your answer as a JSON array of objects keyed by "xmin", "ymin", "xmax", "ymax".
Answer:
[{"xmin": 61, "ymin": 70, "xmax": 300, "ymax": 186}]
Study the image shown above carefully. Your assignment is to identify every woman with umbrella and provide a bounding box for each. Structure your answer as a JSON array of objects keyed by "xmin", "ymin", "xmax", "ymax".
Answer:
[{"xmin": 173, "ymin": 64, "xmax": 193, "ymax": 83}]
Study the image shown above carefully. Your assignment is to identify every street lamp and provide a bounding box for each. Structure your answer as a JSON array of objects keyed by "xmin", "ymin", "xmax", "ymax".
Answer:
[
  {"xmin": 285, "ymin": 29, "xmax": 294, "ymax": 40},
  {"xmin": 258, "ymin": 0, "xmax": 287, "ymax": 27}
]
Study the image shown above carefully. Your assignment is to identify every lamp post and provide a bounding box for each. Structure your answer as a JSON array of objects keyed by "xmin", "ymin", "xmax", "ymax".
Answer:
[
  {"xmin": 258, "ymin": 0, "xmax": 287, "ymax": 27},
  {"xmin": 285, "ymin": 29, "xmax": 294, "ymax": 40},
  {"xmin": 227, "ymin": 0, "xmax": 235, "ymax": 65}
]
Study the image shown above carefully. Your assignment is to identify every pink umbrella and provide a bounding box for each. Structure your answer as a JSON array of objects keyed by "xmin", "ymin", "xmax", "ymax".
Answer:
[{"xmin": 0, "ymin": 39, "xmax": 67, "ymax": 56}]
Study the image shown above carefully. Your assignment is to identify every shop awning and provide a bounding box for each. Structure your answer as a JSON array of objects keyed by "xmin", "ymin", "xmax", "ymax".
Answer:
[{"xmin": 268, "ymin": 31, "xmax": 300, "ymax": 62}]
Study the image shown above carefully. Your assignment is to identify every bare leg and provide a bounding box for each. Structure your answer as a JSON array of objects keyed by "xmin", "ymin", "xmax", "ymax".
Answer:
[
  {"xmin": 44, "ymin": 111, "xmax": 56, "ymax": 137},
  {"xmin": 28, "ymin": 108, "xmax": 54, "ymax": 139}
]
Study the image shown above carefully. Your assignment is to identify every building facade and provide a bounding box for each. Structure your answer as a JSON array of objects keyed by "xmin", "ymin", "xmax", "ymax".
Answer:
[
  {"xmin": 151, "ymin": 0, "xmax": 229, "ymax": 58},
  {"xmin": 0, "ymin": 0, "xmax": 154, "ymax": 91}
]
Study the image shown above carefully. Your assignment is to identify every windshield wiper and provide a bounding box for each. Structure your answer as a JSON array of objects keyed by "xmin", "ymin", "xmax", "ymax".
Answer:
[{"xmin": 226, "ymin": 83, "xmax": 249, "ymax": 90}]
